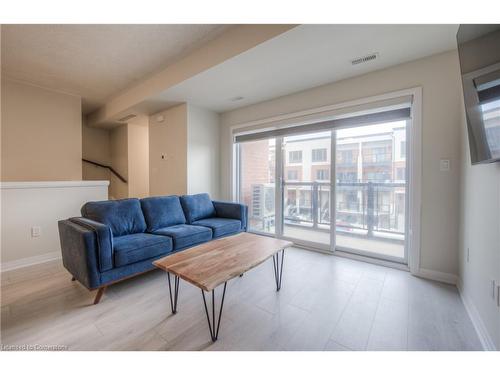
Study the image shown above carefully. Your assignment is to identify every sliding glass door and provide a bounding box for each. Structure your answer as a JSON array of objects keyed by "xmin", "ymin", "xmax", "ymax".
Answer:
[
  {"xmin": 334, "ymin": 121, "xmax": 407, "ymax": 262},
  {"xmin": 281, "ymin": 131, "xmax": 332, "ymax": 248},
  {"xmin": 235, "ymin": 111, "xmax": 410, "ymax": 264}
]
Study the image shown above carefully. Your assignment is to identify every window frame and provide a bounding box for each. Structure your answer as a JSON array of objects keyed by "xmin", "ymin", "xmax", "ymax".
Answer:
[{"xmin": 230, "ymin": 87, "xmax": 422, "ymax": 274}]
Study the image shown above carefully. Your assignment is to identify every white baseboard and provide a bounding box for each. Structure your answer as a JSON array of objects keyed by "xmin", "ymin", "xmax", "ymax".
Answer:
[
  {"xmin": 416, "ymin": 269, "xmax": 497, "ymax": 351},
  {"xmin": 457, "ymin": 279, "xmax": 497, "ymax": 351},
  {"xmin": 414, "ymin": 267, "xmax": 458, "ymax": 285},
  {"xmin": 1, "ymin": 251, "xmax": 61, "ymax": 272}
]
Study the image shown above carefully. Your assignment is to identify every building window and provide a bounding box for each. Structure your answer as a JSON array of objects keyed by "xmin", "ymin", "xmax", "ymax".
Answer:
[
  {"xmin": 312, "ymin": 148, "xmax": 327, "ymax": 162},
  {"xmin": 400, "ymin": 141, "xmax": 406, "ymax": 158},
  {"xmin": 288, "ymin": 150, "xmax": 302, "ymax": 163},
  {"xmin": 287, "ymin": 170, "xmax": 298, "ymax": 180},
  {"xmin": 396, "ymin": 167, "xmax": 405, "ymax": 180},
  {"xmin": 339, "ymin": 150, "xmax": 354, "ymax": 163},
  {"xmin": 316, "ymin": 169, "xmax": 329, "ymax": 180},
  {"xmin": 373, "ymin": 147, "xmax": 388, "ymax": 162}
]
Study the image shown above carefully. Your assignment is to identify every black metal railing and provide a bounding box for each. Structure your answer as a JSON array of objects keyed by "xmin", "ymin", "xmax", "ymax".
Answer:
[
  {"xmin": 82, "ymin": 159, "xmax": 128, "ymax": 183},
  {"xmin": 283, "ymin": 180, "xmax": 405, "ymax": 237}
]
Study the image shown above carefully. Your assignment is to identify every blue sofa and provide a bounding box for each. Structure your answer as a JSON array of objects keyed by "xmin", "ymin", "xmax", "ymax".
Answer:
[{"xmin": 58, "ymin": 193, "xmax": 248, "ymax": 304}]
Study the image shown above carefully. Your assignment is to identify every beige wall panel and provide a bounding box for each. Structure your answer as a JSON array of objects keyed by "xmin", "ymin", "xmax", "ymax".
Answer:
[
  {"xmin": 82, "ymin": 122, "xmax": 111, "ymax": 182},
  {"xmin": 109, "ymin": 124, "xmax": 128, "ymax": 199},
  {"xmin": 1, "ymin": 79, "xmax": 82, "ymax": 181},
  {"xmin": 149, "ymin": 104, "xmax": 187, "ymax": 196},
  {"xmin": 127, "ymin": 118, "xmax": 149, "ymax": 198}
]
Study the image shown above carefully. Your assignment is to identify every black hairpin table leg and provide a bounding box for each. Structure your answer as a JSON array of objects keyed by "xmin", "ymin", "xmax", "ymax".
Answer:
[
  {"xmin": 272, "ymin": 249, "xmax": 285, "ymax": 291},
  {"xmin": 201, "ymin": 282, "xmax": 227, "ymax": 342},
  {"xmin": 167, "ymin": 272, "xmax": 180, "ymax": 314}
]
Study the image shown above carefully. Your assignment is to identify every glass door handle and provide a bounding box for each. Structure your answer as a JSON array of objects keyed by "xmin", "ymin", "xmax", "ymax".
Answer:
[{"xmin": 497, "ymin": 285, "xmax": 500, "ymax": 307}]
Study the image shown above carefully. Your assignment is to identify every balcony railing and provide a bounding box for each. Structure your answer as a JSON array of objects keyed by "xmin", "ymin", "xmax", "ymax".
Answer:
[{"xmin": 283, "ymin": 180, "xmax": 405, "ymax": 238}]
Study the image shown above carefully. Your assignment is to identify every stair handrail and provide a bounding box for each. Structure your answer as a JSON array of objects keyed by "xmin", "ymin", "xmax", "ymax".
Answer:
[{"xmin": 82, "ymin": 159, "xmax": 127, "ymax": 183}]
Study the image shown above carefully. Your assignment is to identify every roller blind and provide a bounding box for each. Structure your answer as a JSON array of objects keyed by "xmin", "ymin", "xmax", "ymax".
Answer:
[
  {"xmin": 477, "ymin": 85, "xmax": 500, "ymax": 104},
  {"xmin": 234, "ymin": 96, "xmax": 412, "ymax": 143},
  {"xmin": 475, "ymin": 69, "xmax": 500, "ymax": 104}
]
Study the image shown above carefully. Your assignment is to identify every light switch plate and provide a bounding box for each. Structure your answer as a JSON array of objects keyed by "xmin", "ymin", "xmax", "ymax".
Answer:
[
  {"xmin": 31, "ymin": 226, "xmax": 41, "ymax": 237},
  {"xmin": 440, "ymin": 159, "xmax": 450, "ymax": 171}
]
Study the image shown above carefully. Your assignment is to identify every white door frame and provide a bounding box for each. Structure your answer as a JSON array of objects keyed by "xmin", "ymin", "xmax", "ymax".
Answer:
[{"xmin": 229, "ymin": 87, "xmax": 422, "ymax": 274}]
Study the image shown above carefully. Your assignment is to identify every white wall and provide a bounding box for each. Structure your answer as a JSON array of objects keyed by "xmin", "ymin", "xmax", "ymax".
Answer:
[
  {"xmin": 220, "ymin": 50, "xmax": 463, "ymax": 278},
  {"xmin": 0, "ymin": 181, "xmax": 109, "ymax": 270},
  {"xmin": 187, "ymin": 105, "xmax": 220, "ymax": 199},
  {"xmin": 458, "ymin": 103, "xmax": 500, "ymax": 350}
]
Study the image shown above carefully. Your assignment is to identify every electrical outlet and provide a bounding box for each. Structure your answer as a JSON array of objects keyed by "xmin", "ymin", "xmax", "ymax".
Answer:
[{"xmin": 31, "ymin": 226, "xmax": 41, "ymax": 237}]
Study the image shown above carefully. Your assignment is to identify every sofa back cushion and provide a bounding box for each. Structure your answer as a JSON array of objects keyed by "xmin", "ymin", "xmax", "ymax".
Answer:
[
  {"xmin": 81, "ymin": 198, "xmax": 147, "ymax": 237},
  {"xmin": 140, "ymin": 195, "xmax": 186, "ymax": 231},
  {"xmin": 180, "ymin": 193, "xmax": 216, "ymax": 223}
]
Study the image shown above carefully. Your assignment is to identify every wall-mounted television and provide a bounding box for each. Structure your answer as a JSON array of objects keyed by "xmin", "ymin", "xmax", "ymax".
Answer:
[{"xmin": 457, "ymin": 25, "xmax": 500, "ymax": 164}]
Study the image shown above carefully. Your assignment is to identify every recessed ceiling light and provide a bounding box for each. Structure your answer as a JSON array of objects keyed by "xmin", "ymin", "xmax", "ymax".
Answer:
[{"xmin": 230, "ymin": 96, "xmax": 244, "ymax": 102}]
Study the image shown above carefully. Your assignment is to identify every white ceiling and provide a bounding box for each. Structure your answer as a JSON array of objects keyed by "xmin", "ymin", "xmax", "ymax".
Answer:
[
  {"xmin": 146, "ymin": 24, "xmax": 459, "ymax": 113},
  {"xmin": 1, "ymin": 24, "xmax": 459, "ymax": 117},
  {"xmin": 1, "ymin": 24, "xmax": 230, "ymax": 113}
]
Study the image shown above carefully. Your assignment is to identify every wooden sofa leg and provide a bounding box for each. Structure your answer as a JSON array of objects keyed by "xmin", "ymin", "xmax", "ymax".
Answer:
[
  {"xmin": 93, "ymin": 286, "xmax": 107, "ymax": 304},
  {"xmin": 71, "ymin": 276, "xmax": 76, "ymax": 281}
]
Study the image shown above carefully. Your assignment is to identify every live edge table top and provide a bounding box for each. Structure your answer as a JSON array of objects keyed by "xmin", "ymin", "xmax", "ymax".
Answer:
[{"xmin": 153, "ymin": 232, "xmax": 293, "ymax": 292}]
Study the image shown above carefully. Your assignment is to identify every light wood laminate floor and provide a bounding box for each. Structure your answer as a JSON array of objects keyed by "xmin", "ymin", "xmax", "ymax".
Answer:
[{"xmin": 1, "ymin": 247, "xmax": 482, "ymax": 351}]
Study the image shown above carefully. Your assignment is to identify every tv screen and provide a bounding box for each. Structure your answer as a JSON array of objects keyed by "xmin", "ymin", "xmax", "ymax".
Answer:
[{"xmin": 457, "ymin": 25, "xmax": 500, "ymax": 164}]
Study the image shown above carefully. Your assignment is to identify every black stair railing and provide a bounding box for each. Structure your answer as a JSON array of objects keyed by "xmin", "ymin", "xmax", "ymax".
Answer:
[{"xmin": 82, "ymin": 159, "xmax": 127, "ymax": 183}]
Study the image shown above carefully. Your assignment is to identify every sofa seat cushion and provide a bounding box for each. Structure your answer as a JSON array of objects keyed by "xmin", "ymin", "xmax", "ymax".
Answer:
[
  {"xmin": 153, "ymin": 224, "xmax": 212, "ymax": 250},
  {"xmin": 192, "ymin": 218, "xmax": 242, "ymax": 238},
  {"xmin": 180, "ymin": 193, "xmax": 216, "ymax": 223},
  {"xmin": 82, "ymin": 198, "xmax": 147, "ymax": 237},
  {"xmin": 140, "ymin": 195, "xmax": 186, "ymax": 232},
  {"xmin": 113, "ymin": 233, "xmax": 172, "ymax": 267}
]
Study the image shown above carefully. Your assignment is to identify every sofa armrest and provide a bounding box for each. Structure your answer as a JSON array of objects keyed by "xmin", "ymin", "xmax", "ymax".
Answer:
[
  {"xmin": 68, "ymin": 217, "xmax": 114, "ymax": 272},
  {"xmin": 58, "ymin": 220, "xmax": 103, "ymax": 289},
  {"xmin": 212, "ymin": 201, "xmax": 248, "ymax": 231}
]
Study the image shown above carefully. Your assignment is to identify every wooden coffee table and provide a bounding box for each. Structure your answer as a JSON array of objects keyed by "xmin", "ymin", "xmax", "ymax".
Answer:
[{"xmin": 153, "ymin": 232, "xmax": 293, "ymax": 342}]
